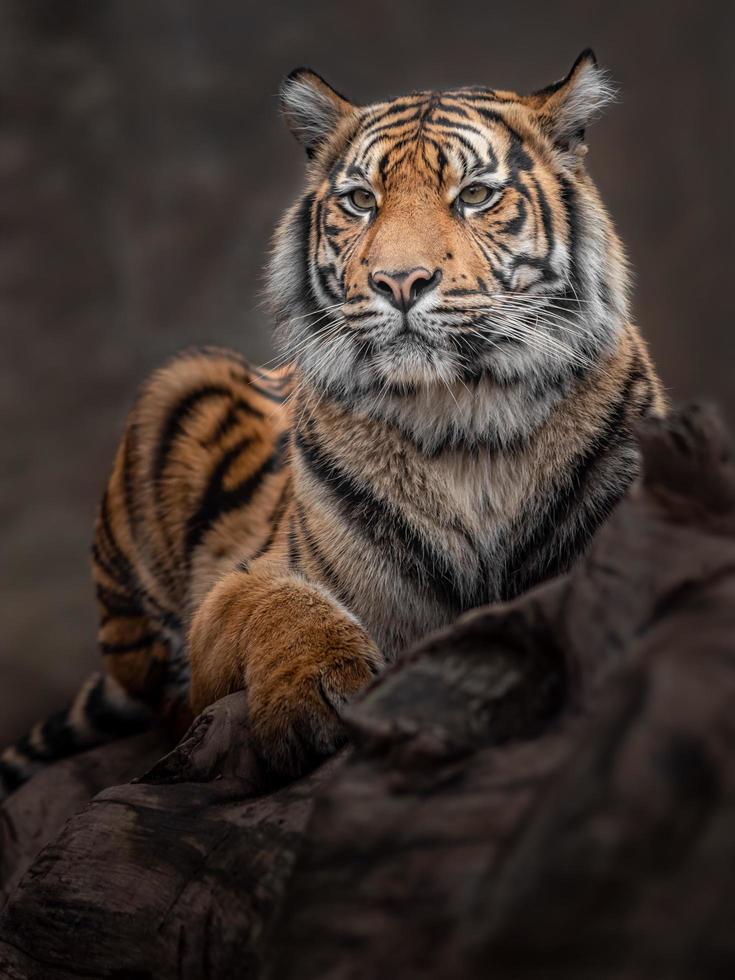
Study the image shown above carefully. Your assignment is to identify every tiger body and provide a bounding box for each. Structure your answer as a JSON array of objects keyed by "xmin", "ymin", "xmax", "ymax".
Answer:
[
  {"xmin": 1, "ymin": 51, "xmax": 665, "ymax": 792},
  {"xmin": 102, "ymin": 325, "xmax": 657, "ymax": 677}
]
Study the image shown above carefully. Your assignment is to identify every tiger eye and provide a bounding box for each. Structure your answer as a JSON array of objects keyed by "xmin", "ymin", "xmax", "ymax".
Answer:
[
  {"xmin": 349, "ymin": 188, "xmax": 376, "ymax": 211},
  {"xmin": 459, "ymin": 184, "xmax": 492, "ymax": 206}
]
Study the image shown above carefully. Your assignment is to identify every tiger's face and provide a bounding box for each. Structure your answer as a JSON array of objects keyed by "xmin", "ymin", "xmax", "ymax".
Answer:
[{"xmin": 269, "ymin": 51, "xmax": 629, "ymax": 405}]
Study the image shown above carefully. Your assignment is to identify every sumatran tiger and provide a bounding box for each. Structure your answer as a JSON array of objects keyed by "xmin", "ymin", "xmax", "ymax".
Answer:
[{"xmin": 1, "ymin": 50, "xmax": 665, "ymax": 795}]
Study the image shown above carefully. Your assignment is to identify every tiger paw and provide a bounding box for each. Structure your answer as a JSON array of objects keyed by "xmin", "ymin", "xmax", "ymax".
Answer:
[{"xmin": 243, "ymin": 582, "xmax": 385, "ymax": 777}]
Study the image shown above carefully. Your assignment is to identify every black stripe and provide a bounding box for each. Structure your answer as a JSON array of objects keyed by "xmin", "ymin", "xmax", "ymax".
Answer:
[
  {"xmin": 121, "ymin": 425, "xmax": 140, "ymax": 537},
  {"xmin": 96, "ymin": 490, "xmax": 137, "ymax": 591},
  {"xmin": 558, "ymin": 176, "xmax": 584, "ymax": 303},
  {"xmin": 99, "ymin": 604, "xmax": 145, "ymax": 626},
  {"xmin": 433, "ymin": 101, "xmax": 473, "ymax": 119},
  {"xmin": 201, "ymin": 397, "xmax": 265, "ymax": 447},
  {"xmin": 253, "ymin": 368, "xmax": 293, "ymax": 390},
  {"xmin": 443, "ymin": 288, "xmax": 479, "ymax": 298},
  {"xmin": 436, "ymin": 129, "xmax": 488, "ymax": 170},
  {"xmin": 249, "ymin": 476, "xmax": 293, "ymax": 562},
  {"xmin": 295, "ymin": 425, "xmax": 466, "ymax": 612},
  {"xmin": 153, "ymin": 385, "xmax": 233, "ymax": 489},
  {"xmin": 376, "ymin": 140, "xmax": 418, "ymax": 180},
  {"xmin": 296, "ymin": 503, "xmax": 352, "ymax": 606},
  {"xmin": 95, "ymin": 584, "xmax": 143, "ymax": 620},
  {"xmin": 531, "ymin": 175, "xmax": 554, "ymax": 256},
  {"xmin": 473, "ymin": 107, "xmax": 534, "ymax": 172},
  {"xmin": 125, "ymin": 422, "xmax": 179, "ymax": 598},
  {"xmin": 92, "ymin": 541, "xmax": 129, "ymax": 592},
  {"xmin": 360, "ymin": 99, "xmax": 424, "ymax": 131},
  {"xmin": 287, "ymin": 511, "xmax": 300, "ymax": 569},
  {"xmin": 95, "ymin": 494, "xmax": 179, "ymax": 628},
  {"xmin": 500, "ymin": 197, "xmax": 527, "ymax": 236},
  {"xmin": 296, "ymin": 191, "xmax": 318, "ymax": 312},
  {"xmin": 95, "ymin": 583, "xmax": 181, "ymax": 630},
  {"xmin": 501, "ymin": 369, "xmax": 642, "ymax": 597},
  {"xmin": 85, "ymin": 676, "xmax": 150, "ymax": 737},
  {"xmin": 447, "ymin": 90, "xmax": 517, "ymax": 106},
  {"xmin": 354, "ymin": 118, "xmax": 422, "ymax": 162},
  {"xmin": 185, "ymin": 431, "xmax": 289, "ymax": 558},
  {"xmin": 314, "ymin": 259, "xmax": 342, "ymax": 305},
  {"xmin": 100, "ymin": 634, "xmax": 160, "ymax": 656},
  {"xmin": 201, "ymin": 402, "xmax": 241, "ymax": 447},
  {"xmin": 430, "ymin": 117, "xmax": 488, "ymax": 139},
  {"xmin": 248, "ymin": 381, "xmax": 290, "ymax": 404},
  {"xmin": 227, "ymin": 367, "xmax": 292, "ymax": 404}
]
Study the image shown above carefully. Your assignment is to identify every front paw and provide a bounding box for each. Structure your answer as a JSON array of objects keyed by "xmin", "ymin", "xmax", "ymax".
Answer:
[{"xmin": 244, "ymin": 586, "xmax": 384, "ymax": 777}]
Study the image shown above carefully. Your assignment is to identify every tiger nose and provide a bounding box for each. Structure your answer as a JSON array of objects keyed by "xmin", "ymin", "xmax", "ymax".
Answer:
[{"xmin": 368, "ymin": 267, "xmax": 442, "ymax": 311}]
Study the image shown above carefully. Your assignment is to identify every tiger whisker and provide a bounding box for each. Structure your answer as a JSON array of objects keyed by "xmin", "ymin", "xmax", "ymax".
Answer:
[
  {"xmin": 489, "ymin": 324, "xmax": 591, "ymax": 368},
  {"xmin": 261, "ymin": 317, "xmax": 348, "ymax": 371},
  {"xmin": 450, "ymin": 302, "xmax": 600, "ymax": 344},
  {"xmin": 495, "ymin": 303, "xmax": 600, "ymax": 343},
  {"xmin": 492, "ymin": 318, "xmax": 589, "ymax": 359},
  {"xmin": 451, "ymin": 299, "xmax": 594, "ymax": 322},
  {"xmin": 490, "ymin": 290, "xmax": 595, "ymax": 306},
  {"xmin": 473, "ymin": 312, "xmax": 593, "ymax": 367},
  {"xmin": 287, "ymin": 301, "xmax": 346, "ymax": 323}
]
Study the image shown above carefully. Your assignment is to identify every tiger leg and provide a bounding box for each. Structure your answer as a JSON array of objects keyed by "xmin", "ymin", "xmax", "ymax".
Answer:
[
  {"xmin": 93, "ymin": 522, "xmax": 190, "ymax": 735},
  {"xmin": 188, "ymin": 563, "xmax": 385, "ymax": 776},
  {"xmin": 95, "ymin": 583, "xmax": 176, "ymax": 724}
]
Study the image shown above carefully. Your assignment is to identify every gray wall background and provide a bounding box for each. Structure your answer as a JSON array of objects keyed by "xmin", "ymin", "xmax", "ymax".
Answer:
[{"xmin": 1, "ymin": 0, "xmax": 733, "ymax": 745}]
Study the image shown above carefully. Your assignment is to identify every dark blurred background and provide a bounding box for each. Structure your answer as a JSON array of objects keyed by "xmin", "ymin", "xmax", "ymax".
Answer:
[{"xmin": 1, "ymin": 0, "xmax": 733, "ymax": 745}]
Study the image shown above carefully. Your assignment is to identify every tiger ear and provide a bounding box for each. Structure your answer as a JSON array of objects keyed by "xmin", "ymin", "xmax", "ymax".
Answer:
[
  {"xmin": 280, "ymin": 68, "xmax": 355, "ymax": 158},
  {"xmin": 532, "ymin": 50, "xmax": 616, "ymax": 154}
]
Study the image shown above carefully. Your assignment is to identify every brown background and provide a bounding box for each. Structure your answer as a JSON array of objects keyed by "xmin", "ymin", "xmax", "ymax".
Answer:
[{"xmin": 1, "ymin": 0, "xmax": 733, "ymax": 745}]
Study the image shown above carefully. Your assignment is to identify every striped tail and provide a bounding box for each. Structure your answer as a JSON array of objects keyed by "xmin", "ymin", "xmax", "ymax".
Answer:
[{"xmin": 0, "ymin": 672, "xmax": 151, "ymax": 802}]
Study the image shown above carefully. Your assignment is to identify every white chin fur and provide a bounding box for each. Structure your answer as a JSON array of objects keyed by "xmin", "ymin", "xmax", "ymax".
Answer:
[{"xmin": 371, "ymin": 339, "xmax": 461, "ymax": 388}]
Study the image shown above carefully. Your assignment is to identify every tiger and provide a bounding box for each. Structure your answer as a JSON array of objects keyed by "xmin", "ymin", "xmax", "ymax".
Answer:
[{"xmin": 0, "ymin": 50, "xmax": 665, "ymax": 796}]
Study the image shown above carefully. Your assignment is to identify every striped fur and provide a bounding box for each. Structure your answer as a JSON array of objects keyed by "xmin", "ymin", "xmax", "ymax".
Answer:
[{"xmin": 1, "ymin": 52, "xmax": 666, "ymax": 792}]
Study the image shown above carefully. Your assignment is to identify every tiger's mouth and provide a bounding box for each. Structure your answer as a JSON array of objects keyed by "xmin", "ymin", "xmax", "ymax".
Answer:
[
  {"xmin": 367, "ymin": 330, "xmax": 460, "ymax": 386},
  {"xmin": 383, "ymin": 332, "xmax": 437, "ymax": 357}
]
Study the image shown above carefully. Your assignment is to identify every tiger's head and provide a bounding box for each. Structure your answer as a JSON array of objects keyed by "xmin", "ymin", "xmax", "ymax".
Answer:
[{"xmin": 268, "ymin": 51, "xmax": 628, "ymax": 429}]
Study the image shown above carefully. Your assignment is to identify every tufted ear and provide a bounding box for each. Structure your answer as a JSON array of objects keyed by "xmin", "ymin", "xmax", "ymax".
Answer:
[
  {"xmin": 280, "ymin": 68, "xmax": 355, "ymax": 157},
  {"xmin": 531, "ymin": 50, "xmax": 616, "ymax": 154}
]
